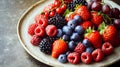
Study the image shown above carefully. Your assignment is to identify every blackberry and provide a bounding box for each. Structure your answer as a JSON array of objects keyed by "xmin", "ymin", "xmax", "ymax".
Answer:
[
  {"xmin": 67, "ymin": 0, "xmax": 88, "ymax": 11},
  {"xmin": 39, "ymin": 36, "xmax": 58, "ymax": 54},
  {"xmin": 48, "ymin": 14, "xmax": 67, "ymax": 29}
]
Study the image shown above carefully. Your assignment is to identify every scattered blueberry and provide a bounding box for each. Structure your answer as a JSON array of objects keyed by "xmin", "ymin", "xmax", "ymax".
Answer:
[
  {"xmin": 67, "ymin": 20, "xmax": 77, "ymax": 29},
  {"xmin": 58, "ymin": 54, "xmax": 68, "ymax": 63},
  {"xmin": 68, "ymin": 41, "xmax": 76, "ymax": 51},
  {"xmin": 62, "ymin": 26, "xmax": 73, "ymax": 35},
  {"xmin": 82, "ymin": 39, "xmax": 92, "ymax": 48},
  {"xmin": 70, "ymin": 33, "xmax": 80, "ymax": 41},
  {"xmin": 57, "ymin": 29, "xmax": 63, "ymax": 37},
  {"xmin": 74, "ymin": 15, "xmax": 82, "ymax": 24},
  {"xmin": 86, "ymin": 47, "xmax": 94, "ymax": 54},
  {"xmin": 62, "ymin": 35, "xmax": 70, "ymax": 41},
  {"xmin": 75, "ymin": 26, "xmax": 84, "ymax": 35}
]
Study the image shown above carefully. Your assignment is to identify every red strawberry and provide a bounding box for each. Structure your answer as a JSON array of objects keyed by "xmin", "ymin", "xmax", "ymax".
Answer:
[
  {"xmin": 85, "ymin": 28, "xmax": 103, "ymax": 48},
  {"xmin": 80, "ymin": 21, "xmax": 94, "ymax": 30},
  {"xmin": 75, "ymin": 6, "xmax": 90, "ymax": 21},
  {"xmin": 52, "ymin": 39, "xmax": 68, "ymax": 58},
  {"xmin": 28, "ymin": 23, "xmax": 38, "ymax": 36},
  {"xmin": 91, "ymin": 11, "xmax": 103, "ymax": 26},
  {"xmin": 65, "ymin": 13, "xmax": 77, "ymax": 22}
]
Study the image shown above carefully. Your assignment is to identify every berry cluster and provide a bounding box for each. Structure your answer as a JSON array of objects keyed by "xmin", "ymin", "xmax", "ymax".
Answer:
[{"xmin": 27, "ymin": 0, "xmax": 120, "ymax": 65}]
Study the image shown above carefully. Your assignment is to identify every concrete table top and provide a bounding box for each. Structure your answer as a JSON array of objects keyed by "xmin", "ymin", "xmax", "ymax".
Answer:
[{"xmin": 0, "ymin": 0, "xmax": 119, "ymax": 67}]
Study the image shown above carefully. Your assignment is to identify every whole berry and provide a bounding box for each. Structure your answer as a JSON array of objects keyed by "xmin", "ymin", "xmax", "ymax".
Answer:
[
  {"xmin": 46, "ymin": 25, "xmax": 57, "ymax": 37},
  {"xmin": 114, "ymin": 19, "xmax": 120, "ymax": 29},
  {"xmin": 74, "ymin": 15, "xmax": 82, "ymax": 23},
  {"xmin": 57, "ymin": 29, "xmax": 63, "ymax": 37},
  {"xmin": 70, "ymin": 33, "xmax": 81, "ymax": 41},
  {"xmin": 62, "ymin": 26, "xmax": 73, "ymax": 35},
  {"xmin": 67, "ymin": 52, "xmax": 80, "ymax": 64},
  {"xmin": 81, "ymin": 52, "xmax": 92, "ymax": 64},
  {"xmin": 68, "ymin": 41, "xmax": 76, "ymax": 51},
  {"xmin": 67, "ymin": 20, "xmax": 77, "ymax": 29},
  {"xmin": 82, "ymin": 39, "xmax": 92, "ymax": 48},
  {"xmin": 92, "ymin": 49, "xmax": 104, "ymax": 62},
  {"xmin": 74, "ymin": 42, "xmax": 85, "ymax": 54},
  {"xmin": 86, "ymin": 47, "xmax": 94, "ymax": 54},
  {"xmin": 30, "ymin": 35, "xmax": 41, "ymax": 46},
  {"xmin": 37, "ymin": 18, "xmax": 48, "ymax": 27},
  {"xmin": 74, "ymin": 26, "xmax": 84, "ymax": 35},
  {"xmin": 91, "ymin": 2, "xmax": 102, "ymax": 11},
  {"xmin": 58, "ymin": 54, "xmax": 68, "ymax": 63},
  {"xmin": 35, "ymin": 26, "xmax": 45, "ymax": 37},
  {"xmin": 80, "ymin": 21, "xmax": 93, "ymax": 30},
  {"xmin": 102, "ymin": 42, "xmax": 113, "ymax": 55},
  {"xmin": 62, "ymin": 35, "xmax": 70, "ymax": 41},
  {"xmin": 28, "ymin": 23, "xmax": 38, "ymax": 36}
]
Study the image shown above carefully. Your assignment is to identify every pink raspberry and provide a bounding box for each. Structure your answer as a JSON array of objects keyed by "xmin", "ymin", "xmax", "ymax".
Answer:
[
  {"xmin": 102, "ymin": 42, "xmax": 114, "ymax": 55},
  {"xmin": 35, "ymin": 26, "xmax": 45, "ymax": 37},
  {"xmin": 30, "ymin": 35, "xmax": 41, "ymax": 46},
  {"xmin": 67, "ymin": 52, "xmax": 80, "ymax": 64},
  {"xmin": 37, "ymin": 18, "xmax": 48, "ymax": 27},
  {"xmin": 81, "ymin": 52, "xmax": 92, "ymax": 64},
  {"xmin": 28, "ymin": 23, "xmax": 38, "ymax": 36},
  {"xmin": 92, "ymin": 49, "xmax": 104, "ymax": 62},
  {"xmin": 74, "ymin": 42, "xmax": 85, "ymax": 54}
]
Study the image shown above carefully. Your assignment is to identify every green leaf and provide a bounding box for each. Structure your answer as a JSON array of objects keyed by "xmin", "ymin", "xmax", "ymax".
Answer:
[{"xmin": 63, "ymin": 8, "xmax": 73, "ymax": 17}]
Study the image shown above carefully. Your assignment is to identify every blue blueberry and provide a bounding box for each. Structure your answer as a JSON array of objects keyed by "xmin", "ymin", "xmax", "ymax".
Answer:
[
  {"xmin": 58, "ymin": 54, "xmax": 68, "ymax": 63},
  {"xmin": 62, "ymin": 35, "xmax": 70, "ymax": 41},
  {"xmin": 75, "ymin": 26, "xmax": 84, "ymax": 35},
  {"xmin": 74, "ymin": 15, "xmax": 82, "ymax": 24},
  {"xmin": 68, "ymin": 41, "xmax": 76, "ymax": 51},
  {"xmin": 82, "ymin": 39, "xmax": 92, "ymax": 48},
  {"xmin": 57, "ymin": 29, "xmax": 63, "ymax": 37},
  {"xmin": 67, "ymin": 20, "xmax": 77, "ymax": 29},
  {"xmin": 62, "ymin": 26, "xmax": 73, "ymax": 35},
  {"xmin": 70, "ymin": 33, "xmax": 80, "ymax": 41},
  {"xmin": 86, "ymin": 47, "xmax": 94, "ymax": 54}
]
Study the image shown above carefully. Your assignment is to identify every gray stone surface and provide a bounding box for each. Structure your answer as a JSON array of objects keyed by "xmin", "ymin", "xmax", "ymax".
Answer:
[{"xmin": 0, "ymin": 0, "xmax": 120, "ymax": 67}]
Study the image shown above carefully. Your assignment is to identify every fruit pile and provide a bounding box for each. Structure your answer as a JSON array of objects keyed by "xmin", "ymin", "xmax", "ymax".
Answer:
[{"xmin": 28, "ymin": 0, "xmax": 120, "ymax": 64}]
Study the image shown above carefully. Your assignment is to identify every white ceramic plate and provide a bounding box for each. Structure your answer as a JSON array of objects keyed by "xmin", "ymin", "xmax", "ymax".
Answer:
[{"xmin": 17, "ymin": 0, "xmax": 120, "ymax": 67}]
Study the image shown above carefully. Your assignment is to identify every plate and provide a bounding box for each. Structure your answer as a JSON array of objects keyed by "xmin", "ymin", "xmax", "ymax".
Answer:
[{"xmin": 17, "ymin": 0, "xmax": 120, "ymax": 67}]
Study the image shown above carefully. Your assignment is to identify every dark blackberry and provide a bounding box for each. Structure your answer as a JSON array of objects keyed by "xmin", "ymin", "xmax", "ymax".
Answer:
[
  {"xmin": 48, "ymin": 14, "xmax": 67, "ymax": 29},
  {"xmin": 67, "ymin": 0, "xmax": 88, "ymax": 11}
]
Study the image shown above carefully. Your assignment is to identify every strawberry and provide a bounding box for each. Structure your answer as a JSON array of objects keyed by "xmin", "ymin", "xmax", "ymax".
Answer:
[
  {"xmin": 52, "ymin": 39, "xmax": 68, "ymax": 58},
  {"xmin": 85, "ymin": 28, "xmax": 103, "ymax": 48},
  {"xmin": 91, "ymin": 11, "xmax": 103, "ymax": 27},
  {"xmin": 65, "ymin": 12, "xmax": 77, "ymax": 22},
  {"xmin": 80, "ymin": 21, "xmax": 94, "ymax": 30},
  {"xmin": 75, "ymin": 6, "xmax": 90, "ymax": 21},
  {"xmin": 99, "ymin": 23, "xmax": 120, "ymax": 47}
]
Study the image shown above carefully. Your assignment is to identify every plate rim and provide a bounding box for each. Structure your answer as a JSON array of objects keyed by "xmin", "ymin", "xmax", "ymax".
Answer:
[{"xmin": 17, "ymin": 0, "xmax": 120, "ymax": 67}]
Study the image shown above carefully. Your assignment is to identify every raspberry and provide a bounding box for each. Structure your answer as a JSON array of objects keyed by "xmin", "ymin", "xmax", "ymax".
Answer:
[
  {"xmin": 67, "ymin": 52, "xmax": 80, "ymax": 64},
  {"xmin": 37, "ymin": 18, "xmax": 48, "ymax": 27},
  {"xmin": 102, "ymin": 42, "xmax": 114, "ymax": 55},
  {"xmin": 30, "ymin": 35, "xmax": 41, "ymax": 46},
  {"xmin": 35, "ymin": 26, "xmax": 45, "ymax": 37},
  {"xmin": 81, "ymin": 52, "xmax": 92, "ymax": 64},
  {"xmin": 45, "ymin": 25, "xmax": 57, "ymax": 37},
  {"xmin": 92, "ymin": 49, "xmax": 104, "ymax": 62},
  {"xmin": 74, "ymin": 42, "xmax": 86, "ymax": 54},
  {"xmin": 28, "ymin": 23, "xmax": 38, "ymax": 36}
]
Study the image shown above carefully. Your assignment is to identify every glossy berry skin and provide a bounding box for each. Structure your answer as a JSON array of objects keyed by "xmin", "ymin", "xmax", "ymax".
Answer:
[
  {"xmin": 62, "ymin": 35, "xmax": 70, "ymax": 41},
  {"xmin": 70, "ymin": 33, "xmax": 80, "ymax": 41},
  {"xmin": 52, "ymin": 39, "xmax": 68, "ymax": 58},
  {"xmin": 81, "ymin": 52, "xmax": 92, "ymax": 64},
  {"xmin": 35, "ymin": 26, "xmax": 45, "ymax": 37},
  {"xmin": 46, "ymin": 25, "xmax": 57, "ymax": 37},
  {"xmin": 67, "ymin": 52, "xmax": 80, "ymax": 64},
  {"xmin": 111, "ymin": 8, "xmax": 120, "ymax": 18},
  {"xmin": 102, "ymin": 42, "xmax": 113, "ymax": 55},
  {"xmin": 74, "ymin": 26, "xmax": 84, "ymax": 35},
  {"xmin": 92, "ymin": 49, "xmax": 104, "ymax": 62},
  {"xmin": 57, "ymin": 29, "xmax": 63, "ymax": 37},
  {"xmin": 50, "ymin": 11, "xmax": 55, "ymax": 17},
  {"xmin": 56, "ymin": 7, "xmax": 62, "ymax": 14},
  {"xmin": 86, "ymin": 47, "xmax": 94, "ymax": 54},
  {"xmin": 68, "ymin": 41, "xmax": 76, "ymax": 51},
  {"xmin": 74, "ymin": 42, "xmax": 85, "ymax": 54},
  {"xmin": 61, "ymin": 4, "xmax": 67, "ymax": 11},
  {"xmin": 62, "ymin": 26, "xmax": 73, "ymax": 35},
  {"xmin": 82, "ymin": 39, "xmax": 92, "ymax": 48},
  {"xmin": 30, "ymin": 35, "xmax": 41, "ymax": 46},
  {"xmin": 67, "ymin": 20, "xmax": 77, "ymax": 29},
  {"xmin": 28, "ymin": 23, "xmax": 38, "ymax": 36},
  {"xmin": 58, "ymin": 54, "xmax": 68, "ymax": 63},
  {"xmin": 74, "ymin": 15, "xmax": 82, "ymax": 24},
  {"xmin": 102, "ymin": 4, "xmax": 111, "ymax": 14},
  {"xmin": 114, "ymin": 19, "xmax": 120, "ymax": 29},
  {"xmin": 91, "ymin": 2, "xmax": 102, "ymax": 11},
  {"xmin": 80, "ymin": 21, "xmax": 93, "ymax": 30}
]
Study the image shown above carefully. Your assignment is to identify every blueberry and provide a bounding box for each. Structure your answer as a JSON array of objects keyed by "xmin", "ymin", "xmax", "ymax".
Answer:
[
  {"xmin": 75, "ymin": 26, "xmax": 84, "ymax": 35},
  {"xmin": 86, "ymin": 47, "xmax": 94, "ymax": 54},
  {"xmin": 68, "ymin": 41, "xmax": 76, "ymax": 51},
  {"xmin": 58, "ymin": 54, "xmax": 68, "ymax": 63},
  {"xmin": 57, "ymin": 29, "xmax": 63, "ymax": 37},
  {"xmin": 67, "ymin": 20, "xmax": 77, "ymax": 29},
  {"xmin": 70, "ymin": 33, "xmax": 80, "ymax": 41},
  {"xmin": 62, "ymin": 35, "xmax": 70, "ymax": 41},
  {"xmin": 62, "ymin": 26, "xmax": 73, "ymax": 35},
  {"xmin": 82, "ymin": 39, "xmax": 92, "ymax": 48},
  {"xmin": 66, "ymin": 51, "xmax": 71, "ymax": 56},
  {"xmin": 74, "ymin": 15, "xmax": 82, "ymax": 24}
]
